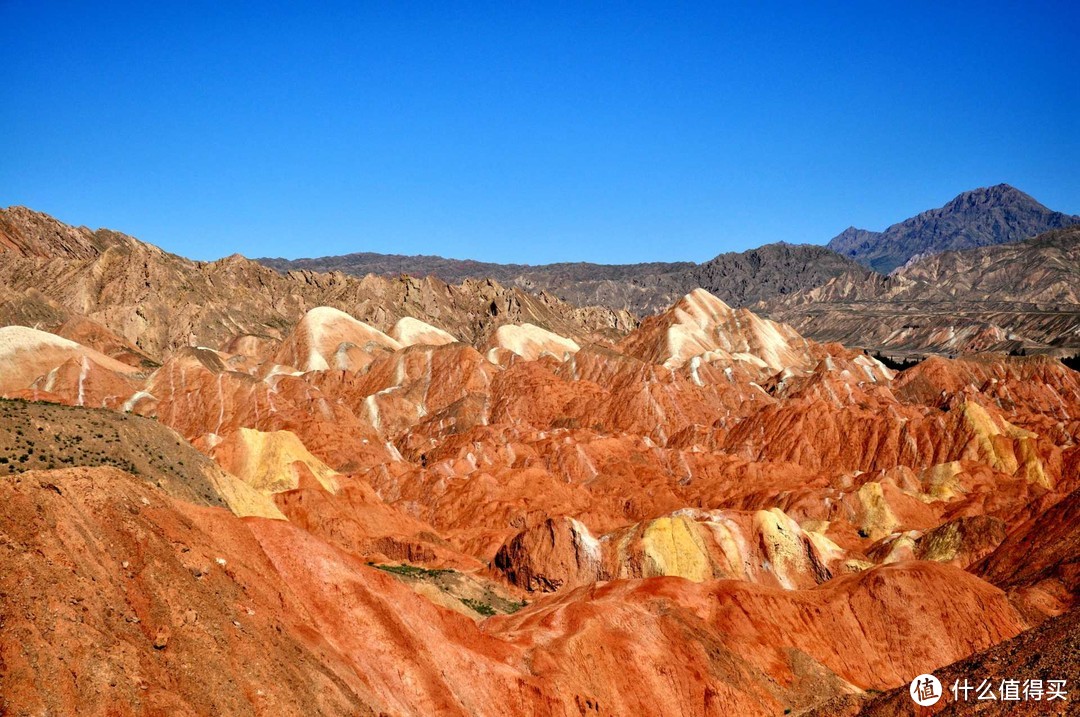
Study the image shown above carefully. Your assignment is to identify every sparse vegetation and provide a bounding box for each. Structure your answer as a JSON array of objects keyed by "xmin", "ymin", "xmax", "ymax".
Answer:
[
  {"xmin": 367, "ymin": 562, "xmax": 527, "ymax": 616},
  {"xmin": 0, "ymin": 400, "xmax": 225, "ymax": 507},
  {"xmin": 459, "ymin": 598, "xmax": 496, "ymax": 617},
  {"xmin": 369, "ymin": 563, "xmax": 453, "ymax": 580}
]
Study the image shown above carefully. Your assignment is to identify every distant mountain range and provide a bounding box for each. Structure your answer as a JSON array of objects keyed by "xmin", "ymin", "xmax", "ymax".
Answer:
[
  {"xmin": 826, "ymin": 184, "xmax": 1080, "ymax": 273},
  {"xmin": 763, "ymin": 225, "xmax": 1080, "ymax": 357},
  {"xmin": 259, "ymin": 243, "xmax": 867, "ymax": 317},
  {"xmin": 3, "ymin": 183, "xmax": 1077, "ymax": 360},
  {"xmin": 260, "ymin": 184, "xmax": 1079, "ymax": 312}
]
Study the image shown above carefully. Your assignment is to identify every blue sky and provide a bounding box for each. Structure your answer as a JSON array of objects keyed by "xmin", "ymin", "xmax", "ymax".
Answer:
[{"xmin": 1, "ymin": 1, "xmax": 1076, "ymax": 263}]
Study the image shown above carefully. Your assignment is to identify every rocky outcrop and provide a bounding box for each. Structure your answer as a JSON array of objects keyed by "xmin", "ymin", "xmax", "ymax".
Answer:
[
  {"xmin": 494, "ymin": 517, "xmax": 601, "ymax": 592},
  {"xmin": 766, "ymin": 225, "xmax": 1080, "ymax": 356},
  {"xmin": 209, "ymin": 427, "xmax": 341, "ymax": 494},
  {"xmin": 495, "ymin": 509, "xmax": 851, "ymax": 592},
  {"xmin": 274, "ymin": 306, "xmax": 402, "ymax": 372},
  {"xmin": 618, "ymin": 288, "xmax": 814, "ymax": 371},
  {"xmin": 0, "ymin": 205, "xmax": 132, "ymax": 258},
  {"xmin": 0, "ymin": 325, "xmax": 142, "ymax": 401},
  {"xmin": 391, "ymin": 316, "xmax": 458, "ymax": 347},
  {"xmin": 255, "ymin": 186, "xmax": 1080, "ymax": 360},
  {"xmin": 825, "ymin": 184, "xmax": 1080, "ymax": 273},
  {"xmin": 261, "ymin": 242, "xmax": 865, "ymax": 317}
]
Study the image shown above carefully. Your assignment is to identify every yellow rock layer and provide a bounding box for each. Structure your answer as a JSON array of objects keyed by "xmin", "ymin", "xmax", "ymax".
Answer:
[
  {"xmin": 230, "ymin": 428, "xmax": 340, "ymax": 494},
  {"xmin": 754, "ymin": 508, "xmax": 813, "ymax": 589},
  {"xmin": 701, "ymin": 519, "xmax": 751, "ymax": 581},
  {"xmin": 961, "ymin": 402, "xmax": 1050, "ymax": 488},
  {"xmin": 1016, "ymin": 434, "xmax": 1052, "ymax": 489},
  {"xmin": 639, "ymin": 516, "xmax": 712, "ymax": 582},
  {"xmin": 856, "ymin": 482, "xmax": 900, "ymax": 541},
  {"xmin": 921, "ymin": 461, "xmax": 965, "ymax": 502},
  {"xmin": 202, "ymin": 463, "xmax": 287, "ymax": 520}
]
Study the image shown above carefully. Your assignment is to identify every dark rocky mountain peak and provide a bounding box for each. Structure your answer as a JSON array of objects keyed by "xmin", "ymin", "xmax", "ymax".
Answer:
[{"xmin": 826, "ymin": 184, "xmax": 1080, "ymax": 273}]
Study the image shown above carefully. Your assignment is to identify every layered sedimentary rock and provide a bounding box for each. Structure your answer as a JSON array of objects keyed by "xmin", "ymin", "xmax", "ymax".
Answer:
[
  {"xmin": 809, "ymin": 604, "xmax": 1080, "ymax": 716},
  {"xmin": 766, "ymin": 226, "xmax": 1080, "ymax": 356},
  {"xmin": 390, "ymin": 315, "xmax": 459, "ymax": 347},
  {"xmin": 0, "ymin": 468, "xmax": 1036, "ymax": 717},
  {"xmin": 274, "ymin": 306, "xmax": 402, "ymax": 372},
  {"xmin": 487, "ymin": 322, "xmax": 581, "ymax": 362},
  {"xmin": 618, "ymin": 288, "xmax": 814, "ymax": 371},
  {"xmin": 0, "ymin": 207, "xmax": 635, "ymax": 361},
  {"xmin": 259, "ymin": 185, "xmax": 1080, "ymax": 317},
  {"xmin": 0, "ymin": 325, "xmax": 142, "ymax": 400},
  {"xmin": 2, "ymin": 208, "xmax": 1079, "ymax": 716}
]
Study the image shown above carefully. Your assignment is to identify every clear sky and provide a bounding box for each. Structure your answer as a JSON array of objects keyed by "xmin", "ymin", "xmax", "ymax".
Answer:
[{"xmin": 1, "ymin": 1, "xmax": 1077, "ymax": 264}]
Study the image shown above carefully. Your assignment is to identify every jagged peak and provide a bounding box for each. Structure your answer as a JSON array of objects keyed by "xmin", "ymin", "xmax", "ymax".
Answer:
[{"xmin": 943, "ymin": 183, "xmax": 1043, "ymax": 211}]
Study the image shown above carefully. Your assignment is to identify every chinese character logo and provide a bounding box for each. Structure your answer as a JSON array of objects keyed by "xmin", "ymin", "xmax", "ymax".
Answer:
[{"xmin": 910, "ymin": 673, "xmax": 943, "ymax": 706}]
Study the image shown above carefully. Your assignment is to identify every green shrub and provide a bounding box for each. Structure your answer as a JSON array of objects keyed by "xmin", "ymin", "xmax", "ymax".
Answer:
[
  {"xmin": 506, "ymin": 599, "xmax": 528, "ymax": 614},
  {"xmin": 371, "ymin": 563, "xmax": 453, "ymax": 580},
  {"xmin": 459, "ymin": 598, "xmax": 496, "ymax": 617}
]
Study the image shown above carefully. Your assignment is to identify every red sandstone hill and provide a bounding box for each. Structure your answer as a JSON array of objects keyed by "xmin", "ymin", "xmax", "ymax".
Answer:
[{"xmin": 1, "ymin": 207, "xmax": 1079, "ymax": 715}]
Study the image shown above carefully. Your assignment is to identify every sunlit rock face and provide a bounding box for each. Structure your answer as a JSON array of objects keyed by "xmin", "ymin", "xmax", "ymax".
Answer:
[
  {"xmin": 390, "ymin": 316, "xmax": 458, "ymax": 347},
  {"xmin": 486, "ymin": 322, "xmax": 581, "ymax": 363},
  {"xmin": 618, "ymin": 288, "xmax": 816, "ymax": 372},
  {"xmin": 275, "ymin": 306, "xmax": 403, "ymax": 372},
  {"xmin": 0, "ymin": 326, "xmax": 142, "ymax": 405}
]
